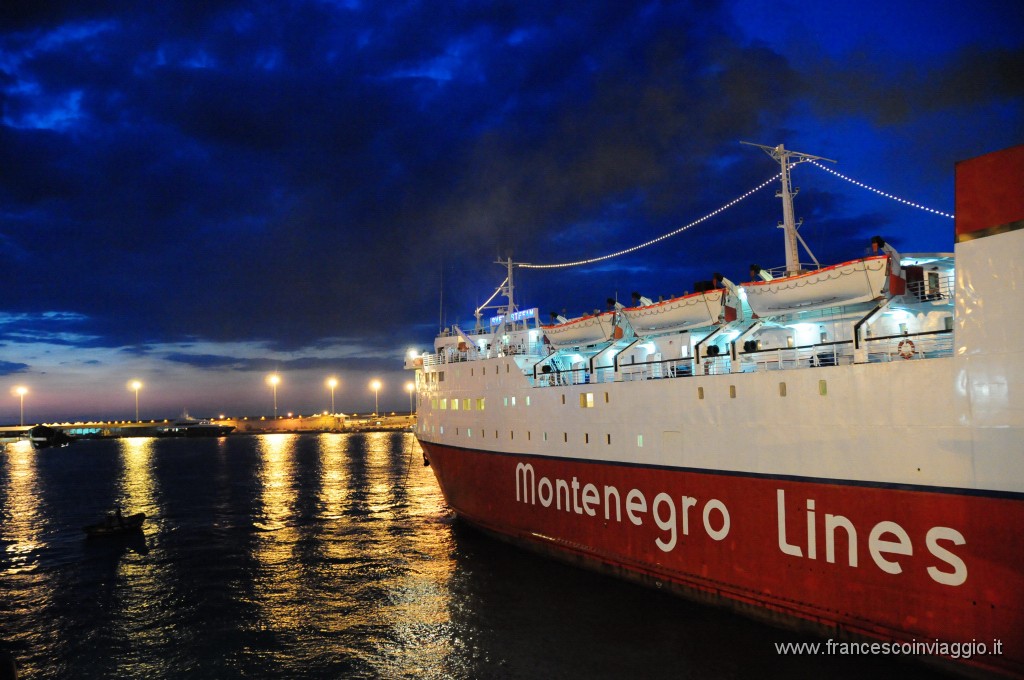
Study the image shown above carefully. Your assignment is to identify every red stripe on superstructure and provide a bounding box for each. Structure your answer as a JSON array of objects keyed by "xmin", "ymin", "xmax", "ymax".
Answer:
[
  {"xmin": 956, "ymin": 144, "xmax": 1024, "ymax": 240},
  {"xmin": 422, "ymin": 441, "xmax": 1024, "ymax": 677}
]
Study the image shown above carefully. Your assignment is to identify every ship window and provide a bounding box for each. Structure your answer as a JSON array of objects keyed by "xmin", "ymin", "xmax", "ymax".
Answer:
[
  {"xmin": 463, "ymin": 398, "xmax": 471, "ymax": 410},
  {"xmin": 467, "ymin": 428, "xmax": 472, "ymax": 437},
  {"xmin": 451, "ymin": 399, "xmax": 459, "ymax": 411},
  {"xmin": 483, "ymin": 367, "xmax": 486, "ymax": 375},
  {"xmin": 506, "ymin": 363, "xmax": 510, "ymax": 373},
  {"xmin": 528, "ymin": 432, "xmax": 531, "ymax": 441},
  {"xmin": 440, "ymin": 426, "xmax": 444, "ymax": 434},
  {"xmin": 637, "ymin": 434, "xmax": 644, "ymax": 447},
  {"xmin": 503, "ymin": 397, "xmax": 508, "ymax": 406},
  {"xmin": 585, "ymin": 433, "xmax": 590, "ymax": 444},
  {"xmin": 580, "ymin": 393, "xmax": 594, "ymax": 408},
  {"xmin": 525, "ymin": 396, "xmax": 531, "ymax": 406},
  {"xmin": 431, "ymin": 398, "xmax": 438, "ymax": 409},
  {"xmin": 511, "ymin": 396, "xmax": 516, "ymax": 406},
  {"xmin": 819, "ymin": 380, "xmax": 828, "ymax": 396},
  {"xmin": 729, "ymin": 385, "xmax": 736, "ymax": 399},
  {"xmin": 438, "ymin": 371, "xmax": 444, "ymax": 382},
  {"xmin": 440, "ymin": 398, "xmax": 447, "ymax": 410},
  {"xmin": 604, "ymin": 392, "xmax": 610, "ymax": 403},
  {"xmin": 606, "ymin": 434, "xmax": 611, "ymax": 445},
  {"xmin": 779, "ymin": 382, "xmax": 787, "ymax": 397},
  {"xmin": 470, "ymin": 368, "xmax": 474, "ymax": 376},
  {"xmin": 561, "ymin": 395, "xmax": 566, "ymax": 405},
  {"xmin": 476, "ymin": 398, "xmax": 485, "ymax": 410},
  {"xmin": 563, "ymin": 432, "xmax": 568, "ymax": 443},
  {"xmin": 543, "ymin": 432, "xmax": 548, "ymax": 442},
  {"xmin": 510, "ymin": 431, "xmax": 514, "ymax": 440},
  {"xmin": 697, "ymin": 387, "xmax": 704, "ymax": 400},
  {"xmin": 495, "ymin": 430, "xmax": 498, "ymax": 439}
]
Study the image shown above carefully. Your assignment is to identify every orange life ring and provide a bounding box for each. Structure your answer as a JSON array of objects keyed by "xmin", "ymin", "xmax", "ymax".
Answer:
[{"xmin": 897, "ymin": 339, "xmax": 915, "ymax": 359}]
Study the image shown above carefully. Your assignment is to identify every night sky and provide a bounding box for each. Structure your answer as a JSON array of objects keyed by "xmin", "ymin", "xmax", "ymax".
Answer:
[{"xmin": 2, "ymin": 1, "xmax": 1022, "ymax": 422}]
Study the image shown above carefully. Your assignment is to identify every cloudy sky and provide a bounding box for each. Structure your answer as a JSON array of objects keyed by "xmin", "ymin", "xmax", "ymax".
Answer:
[{"xmin": 1, "ymin": 0, "xmax": 1021, "ymax": 422}]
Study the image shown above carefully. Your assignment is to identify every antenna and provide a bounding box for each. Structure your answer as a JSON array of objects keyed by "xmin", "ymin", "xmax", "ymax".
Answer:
[{"xmin": 741, "ymin": 142, "xmax": 836, "ymax": 275}]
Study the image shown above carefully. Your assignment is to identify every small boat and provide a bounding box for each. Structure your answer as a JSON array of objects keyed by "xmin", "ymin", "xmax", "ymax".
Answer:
[
  {"xmin": 541, "ymin": 311, "xmax": 621, "ymax": 347},
  {"xmin": 83, "ymin": 511, "xmax": 145, "ymax": 537},
  {"xmin": 621, "ymin": 289, "xmax": 725, "ymax": 336},
  {"xmin": 739, "ymin": 254, "xmax": 890, "ymax": 316},
  {"xmin": 155, "ymin": 412, "xmax": 235, "ymax": 437},
  {"xmin": 27, "ymin": 424, "xmax": 74, "ymax": 449}
]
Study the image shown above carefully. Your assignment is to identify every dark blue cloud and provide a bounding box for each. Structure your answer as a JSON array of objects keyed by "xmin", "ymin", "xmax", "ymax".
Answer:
[{"xmin": 0, "ymin": 0, "xmax": 1021, "ymax": 416}]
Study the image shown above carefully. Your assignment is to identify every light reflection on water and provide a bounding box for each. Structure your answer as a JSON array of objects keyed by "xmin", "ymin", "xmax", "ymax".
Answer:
[{"xmin": 1, "ymin": 441, "xmax": 45, "ymax": 574}]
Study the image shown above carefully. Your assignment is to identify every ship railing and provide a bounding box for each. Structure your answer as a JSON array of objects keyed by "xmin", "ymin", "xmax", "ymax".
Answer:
[
  {"xmin": 737, "ymin": 341, "xmax": 855, "ymax": 373},
  {"xmin": 524, "ymin": 330, "xmax": 954, "ymax": 389},
  {"xmin": 903, "ymin": 272, "xmax": 955, "ymax": 303},
  {"xmin": 417, "ymin": 341, "xmax": 547, "ymax": 368},
  {"xmin": 862, "ymin": 329, "xmax": 953, "ymax": 362}
]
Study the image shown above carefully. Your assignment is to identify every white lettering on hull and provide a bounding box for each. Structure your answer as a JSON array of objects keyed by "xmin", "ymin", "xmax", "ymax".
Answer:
[
  {"xmin": 515, "ymin": 464, "xmax": 967, "ymax": 586},
  {"xmin": 775, "ymin": 488, "xmax": 967, "ymax": 586}
]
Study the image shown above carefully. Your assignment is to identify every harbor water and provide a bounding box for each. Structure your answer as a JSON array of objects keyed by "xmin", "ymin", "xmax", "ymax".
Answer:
[{"xmin": 0, "ymin": 434, "xmax": 941, "ymax": 679}]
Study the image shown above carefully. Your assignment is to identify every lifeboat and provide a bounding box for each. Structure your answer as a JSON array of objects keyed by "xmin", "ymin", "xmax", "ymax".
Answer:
[
  {"xmin": 740, "ymin": 254, "xmax": 889, "ymax": 316},
  {"xmin": 541, "ymin": 311, "xmax": 620, "ymax": 347},
  {"xmin": 621, "ymin": 290, "xmax": 724, "ymax": 336}
]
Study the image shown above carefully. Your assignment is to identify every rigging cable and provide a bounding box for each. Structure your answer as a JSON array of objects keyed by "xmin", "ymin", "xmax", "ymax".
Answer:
[
  {"xmin": 520, "ymin": 173, "xmax": 781, "ymax": 269},
  {"xmin": 520, "ymin": 163, "xmax": 954, "ymax": 270}
]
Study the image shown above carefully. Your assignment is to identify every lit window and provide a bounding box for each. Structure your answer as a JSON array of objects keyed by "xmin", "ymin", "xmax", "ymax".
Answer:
[
  {"xmin": 440, "ymin": 398, "xmax": 448, "ymax": 410},
  {"xmin": 580, "ymin": 393, "xmax": 594, "ymax": 408},
  {"xmin": 637, "ymin": 434, "xmax": 644, "ymax": 447},
  {"xmin": 476, "ymin": 398, "xmax": 485, "ymax": 410}
]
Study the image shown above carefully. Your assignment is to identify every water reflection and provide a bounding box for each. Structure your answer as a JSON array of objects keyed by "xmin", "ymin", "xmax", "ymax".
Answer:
[
  {"xmin": 1, "ymin": 441, "xmax": 45, "ymax": 573},
  {"xmin": 251, "ymin": 434, "xmax": 304, "ymax": 640},
  {"xmin": 117, "ymin": 437, "xmax": 158, "ymax": 523}
]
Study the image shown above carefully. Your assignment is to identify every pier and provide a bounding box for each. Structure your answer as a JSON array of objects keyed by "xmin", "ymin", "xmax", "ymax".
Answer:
[{"xmin": 0, "ymin": 413, "xmax": 415, "ymax": 440}]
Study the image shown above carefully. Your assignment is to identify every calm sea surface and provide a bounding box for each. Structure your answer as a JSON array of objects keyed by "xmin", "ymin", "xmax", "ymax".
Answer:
[{"xmin": 1, "ymin": 433, "xmax": 942, "ymax": 679}]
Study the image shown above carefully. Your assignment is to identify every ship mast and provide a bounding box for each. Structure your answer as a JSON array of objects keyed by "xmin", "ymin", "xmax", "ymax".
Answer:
[
  {"xmin": 473, "ymin": 257, "xmax": 521, "ymax": 334},
  {"xmin": 742, "ymin": 142, "xmax": 835, "ymax": 275}
]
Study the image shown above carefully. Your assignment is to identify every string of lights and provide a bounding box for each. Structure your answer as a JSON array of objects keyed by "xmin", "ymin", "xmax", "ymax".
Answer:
[
  {"xmin": 807, "ymin": 160, "xmax": 954, "ymax": 219},
  {"xmin": 520, "ymin": 173, "xmax": 782, "ymax": 269}
]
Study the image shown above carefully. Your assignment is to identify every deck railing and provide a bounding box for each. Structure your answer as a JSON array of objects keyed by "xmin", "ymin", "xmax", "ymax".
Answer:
[{"xmin": 413, "ymin": 329, "xmax": 954, "ymax": 386}]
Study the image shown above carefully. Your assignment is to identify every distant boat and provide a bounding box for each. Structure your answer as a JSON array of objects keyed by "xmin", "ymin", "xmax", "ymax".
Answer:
[
  {"xmin": 155, "ymin": 412, "xmax": 234, "ymax": 438},
  {"xmin": 27, "ymin": 424, "xmax": 75, "ymax": 449},
  {"xmin": 83, "ymin": 511, "xmax": 145, "ymax": 537}
]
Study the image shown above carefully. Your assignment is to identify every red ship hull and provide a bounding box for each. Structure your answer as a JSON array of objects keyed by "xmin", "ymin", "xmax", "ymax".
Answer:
[{"xmin": 421, "ymin": 440, "xmax": 1024, "ymax": 677}]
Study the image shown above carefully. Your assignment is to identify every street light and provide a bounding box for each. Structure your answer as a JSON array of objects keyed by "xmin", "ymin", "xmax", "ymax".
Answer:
[
  {"xmin": 326, "ymin": 377, "xmax": 338, "ymax": 414},
  {"xmin": 128, "ymin": 380, "xmax": 143, "ymax": 422},
  {"xmin": 14, "ymin": 386, "xmax": 27, "ymax": 426},
  {"xmin": 267, "ymin": 373, "xmax": 281, "ymax": 418},
  {"xmin": 404, "ymin": 381, "xmax": 415, "ymax": 416},
  {"xmin": 369, "ymin": 379, "xmax": 381, "ymax": 416}
]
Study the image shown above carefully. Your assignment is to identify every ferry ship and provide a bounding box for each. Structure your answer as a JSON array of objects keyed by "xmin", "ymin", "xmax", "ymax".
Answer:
[{"xmin": 405, "ymin": 144, "xmax": 1023, "ymax": 677}]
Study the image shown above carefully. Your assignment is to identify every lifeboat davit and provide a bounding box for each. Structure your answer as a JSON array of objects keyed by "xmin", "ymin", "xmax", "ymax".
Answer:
[
  {"xmin": 740, "ymin": 254, "xmax": 889, "ymax": 316},
  {"xmin": 541, "ymin": 311, "xmax": 620, "ymax": 347},
  {"xmin": 620, "ymin": 289, "xmax": 724, "ymax": 336}
]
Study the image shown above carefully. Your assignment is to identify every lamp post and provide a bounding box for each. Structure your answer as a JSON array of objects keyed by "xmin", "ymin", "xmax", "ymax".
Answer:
[
  {"xmin": 267, "ymin": 374, "xmax": 280, "ymax": 418},
  {"xmin": 14, "ymin": 386, "xmax": 27, "ymax": 426},
  {"xmin": 369, "ymin": 379, "xmax": 381, "ymax": 416},
  {"xmin": 326, "ymin": 377, "xmax": 338, "ymax": 414},
  {"xmin": 404, "ymin": 381, "xmax": 414, "ymax": 416},
  {"xmin": 129, "ymin": 380, "xmax": 142, "ymax": 422}
]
